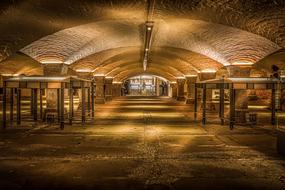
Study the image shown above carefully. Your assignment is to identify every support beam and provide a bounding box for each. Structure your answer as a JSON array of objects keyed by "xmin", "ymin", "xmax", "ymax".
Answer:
[
  {"xmin": 227, "ymin": 65, "xmax": 251, "ymax": 124},
  {"xmin": 176, "ymin": 78, "xmax": 185, "ymax": 101},
  {"xmin": 219, "ymin": 85, "xmax": 225, "ymax": 125},
  {"xmin": 30, "ymin": 89, "xmax": 34, "ymax": 116},
  {"xmin": 87, "ymin": 88, "xmax": 91, "ymax": 114},
  {"xmin": 33, "ymin": 89, "xmax": 38, "ymax": 121},
  {"xmin": 185, "ymin": 76, "xmax": 197, "ymax": 104},
  {"xmin": 194, "ymin": 84, "xmax": 198, "ymax": 120},
  {"xmin": 202, "ymin": 84, "xmax": 206, "ymax": 125},
  {"xmin": 170, "ymin": 82, "xmax": 177, "ymax": 98},
  {"xmin": 272, "ymin": 83, "xmax": 276, "ymax": 125},
  {"xmin": 16, "ymin": 88, "xmax": 21, "ymax": 125},
  {"xmin": 60, "ymin": 83, "xmax": 65, "ymax": 129},
  {"xmin": 57, "ymin": 89, "xmax": 60, "ymax": 122},
  {"xmin": 40, "ymin": 89, "xmax": 43, "ymax": 120},
  {"xmin": 91, "ymin": 84, "xmax": 95, "ymax": 118},
  {"xmin": 94, "ymin": 76, "xmax": 105, "ymax": 104},
  {"xmin": 229, "ymin": 87, "xmax": 236, "ymax": 130},
  {"xmin": 10, "ymin": 88, "xmax": 14, "ymax": 123},
  {"xmin": 69, "ymin": 84, "xmax": 73, "ymax": 125},
  {"xmin": 2, "ymin": 82, "xmax": 7, "ymax": 129},
  {"xmin": 81, "ymin": 82, "xmax": 86, "ymax": 125},
  {"xmin": 105, "ymin": 77, "xmax": 113, "ymax": 101}
]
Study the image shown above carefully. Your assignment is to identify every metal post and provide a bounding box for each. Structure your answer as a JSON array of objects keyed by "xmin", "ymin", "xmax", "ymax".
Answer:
[
  {"xmin": 91, "ymin": 83, "xmax": 95, "ymax": 118},
  {"xmin": 194, "ymin": 84, "xmax": 198, "ymax": 120},
  {"xmin": 272, "ymin": 83, "xmax": 276, "ymax": 125},
  {"xmin": 81, "ymin": 82, "xmax": 86, "ymax": 125},
  {"xmin": 30, "ymin": 89, "xmax": 34, "ymax": 116},
  {"xmin": 202, "ymin": 84, "xmax": 206, "ymax": 125},
  {"xmin": 219, "ymin": 85, "xmax": 225, "ymax": 125},
  {"xmin": 10, "ymin": 88, "xmax": 14, "ymax": 123},
  {"xmin": 60, "ymin": 83, "xmax": 65, "ymax": 129},
  {"xmin": 40, "ymin": 89, "xmax": 43, "ymax": 120},
  {"xmin": 69, "ymin": 83, "xmax": 73, "ymax": 125},
  {"xmin": 16, "ymin": 88, "xmax": 21, "ymax": 125},
  {"xmin": 33, "ymin": 89, "xmax": 38, "ymax": 121},
  {"xmin": 2, "ymin": 82, "xmax": 7, "ymax": 128},
  {"xmin": 230, "ymin": 86, "xmax": 235, "ymax": 130}
]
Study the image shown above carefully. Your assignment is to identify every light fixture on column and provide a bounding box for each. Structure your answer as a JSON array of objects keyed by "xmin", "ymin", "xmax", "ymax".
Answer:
[{"xmin": 142, "ymin": 21, "xmax": 154, "ymax": 71}]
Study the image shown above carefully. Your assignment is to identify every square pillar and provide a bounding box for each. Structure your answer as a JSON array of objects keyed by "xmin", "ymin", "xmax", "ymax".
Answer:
[
  {"xmin": 16, "ymin": 88, "xmax": 21, "ymax": 125},
  {"xmin": 176, "ymin": 78, "xmax": 186, "ymax": 101},
  {"xmin": 59, "ymin": 84, "xmax": 65, "ymax": 129},
  {"xmin": 45, "ymin": 89, "xmax": 58, "ymax": 122},
  {"xmin": 81, "ymin": 82, "xmax": 86, "ymax": 125},
  {"xmin": 105, "ymin": 77, "xmax": 113, "ymax": 101},
  {"xmin": 91, "ymin": 83, "xmax": 95, "ymax": 118},
  {"xmin": 94, "ymin": 76, "xmax": 105, "ymax": 104},
  {"xmin": 10, "ymin": 88, "xmax": 14, "ymax": 123},
  {"xmin": 2, "ymin": 82, "xmax": 7, "ymax": 128},
  {"xmin": 170, "ymin": 82, "xmax": 177, "ymax": 98},
  {"xmin": 69, "ymin": 84, "xmax": 73, "ymax": 125},
  {"xmin": 226, "ymin": 65, "xmax": 251, "ymax": 124},
  {"xmin": 112, "ymin": 83, "xmax": 122, "ymax": 97},
  {"xmin": 185, "ymin": 76, "xmax": 197, "ymax": 104}
]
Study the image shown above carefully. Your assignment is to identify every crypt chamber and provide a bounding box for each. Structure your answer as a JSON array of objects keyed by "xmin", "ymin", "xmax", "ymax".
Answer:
[{"xmin": 0, "ymin": 0, "xmax": 285, "ymax": 189}]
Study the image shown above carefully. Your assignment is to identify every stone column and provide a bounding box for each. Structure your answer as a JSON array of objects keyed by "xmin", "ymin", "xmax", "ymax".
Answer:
[
  {"xmin": 46, "ymin": 89, "xmax": 58, "ymax": 109},
  {"xmin": 176, "ymin": 78, "xmax": 186, "ymax": 101},
  {"xmin": 112, "ymin": 83, "xmax": 122, "ymax": 97},
  {"xmin": 105, "ymin": 77, "xmax": 113, "ymax": 101},
  {"xmin": 170, "ymin": 82, "xmax": 177, "ymax": 98},
  {"xmin": 185, "ymin": 76, "xmax": 197, "ymax": 104},
  {"xmin": 94, "ymin": 76, "xmax": 105, "ymax": 104},
  {"xmin": 155, "ymin": 78, "xmax": 160, "ymax": 96},
  {"xmin": 226, "ymin": 65, "xmax": 251, "ymax": 123}
]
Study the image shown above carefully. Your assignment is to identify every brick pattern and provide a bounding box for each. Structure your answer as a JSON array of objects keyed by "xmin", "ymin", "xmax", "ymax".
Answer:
[{"xmin": 0, "ymin": 0, "xmax": 283, "ymax": 80}]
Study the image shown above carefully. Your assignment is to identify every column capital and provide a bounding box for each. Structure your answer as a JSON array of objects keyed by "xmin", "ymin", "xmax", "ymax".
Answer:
[
  {"xmin": 94, "ymin": 75, "xmax": 105, "ymax": 84},
  {"xmin": 185, "ymin": 75, "xmax": 197, "ymax": 84},
  {"xmin": 105, "ymin": 77, "xmax": 113, "ymax": 84}
]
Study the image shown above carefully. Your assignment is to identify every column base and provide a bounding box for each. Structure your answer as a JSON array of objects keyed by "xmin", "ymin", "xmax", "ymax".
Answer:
[
  {"xmin": 185, "ymin": 98, "xmax": 195, "ymax": 104},
  {"xmin": 95, "ymin": 98, "xmax": 105, "ymax": 104},
  {"xmin": 176, "ymin": 97, "xmax": 185, "ymax": 101}
]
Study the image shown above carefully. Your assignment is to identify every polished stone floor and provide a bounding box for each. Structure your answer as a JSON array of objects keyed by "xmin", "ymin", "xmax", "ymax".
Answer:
[{"xmin": 0, "ymin": 96, "xmax": 285, "ymax": 190}]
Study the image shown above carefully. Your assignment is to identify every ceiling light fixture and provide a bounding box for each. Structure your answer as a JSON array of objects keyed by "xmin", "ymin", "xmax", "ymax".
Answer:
[{"xmin": 143, "ymin": 21, "xmax": 154, "ymax": 71}]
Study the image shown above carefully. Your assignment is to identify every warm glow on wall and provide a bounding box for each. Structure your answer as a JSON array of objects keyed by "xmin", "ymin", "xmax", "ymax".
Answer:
[
  {"xmin": 41, "ymin": 59, "xmax": 63, "ymax": 64},
  {"xmin": 232, "ymin": 61, "xmax": 254, "ymax": 66},
  {"xmin": 93, "ymin": 73, "xmax": 105, "ymax": 76},
  {"xmin": 200, "ymin": 69, "xmax": 216, "ymax": 73},
  {"xmin": 76, "ymin": 68, "xmax": 92, "ymax": 72}
]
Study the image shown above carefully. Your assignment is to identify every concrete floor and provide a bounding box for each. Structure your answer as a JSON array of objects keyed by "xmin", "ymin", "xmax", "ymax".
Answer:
[{"xmin": 0, "ymin": 96, "xmax": 285, "ymax": 190}]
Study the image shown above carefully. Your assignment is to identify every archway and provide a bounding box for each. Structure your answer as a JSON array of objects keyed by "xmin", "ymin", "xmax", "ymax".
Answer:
[{"xmin": 123, "ymin": 74, "xmax": 169, "ymax": 96}]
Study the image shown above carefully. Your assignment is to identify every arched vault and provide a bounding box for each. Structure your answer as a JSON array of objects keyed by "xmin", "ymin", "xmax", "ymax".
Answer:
[
  {"xmin": 21, "ymin": 19, "xmax": 280, "ymax": 67},
  {"xmin": 0, "ymin": 0, "xmax": 284, "ymax": 78}
]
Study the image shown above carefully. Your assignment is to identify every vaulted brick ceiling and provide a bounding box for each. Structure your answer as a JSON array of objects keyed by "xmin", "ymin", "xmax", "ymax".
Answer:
[{"xmin": 0, "ymin": 0, "xmax": 284, "ymax": 81}]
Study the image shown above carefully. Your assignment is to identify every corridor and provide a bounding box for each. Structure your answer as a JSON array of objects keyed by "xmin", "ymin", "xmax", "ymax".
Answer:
[{"xmin": 0, "ymin": 96, "xmax": 284, "ymax": 190}]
